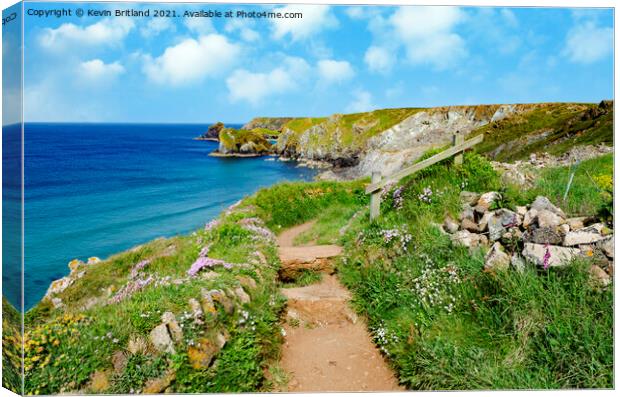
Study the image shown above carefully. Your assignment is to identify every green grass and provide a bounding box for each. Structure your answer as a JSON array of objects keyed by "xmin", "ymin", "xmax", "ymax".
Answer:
[
  {"xmin": 16, "ymin": 123, "xmax": 613, "ymax": 393},
  {"xmin": 335, "ymin": 151, "xmax": 613, "ymax": 389},
  {"xmin": 246, "ymin": 179, "xmax": 368, "ymax": 231},
  {"xmin": 22, "ymin": 200, "xmax": 287, "ymax": 394},
  {"xmin": 2, "ymin": 297, "xmax": 22, "ymax": 394},
  {"xmin": 503, "ymin": 153, "xmax": 613, "ymax": 217},
  {"xmin": 281, "ymin": 270, "xmax": 323, "ymax": 288},
  {"xmin": 293, "ymin": 202, "xmax": 364, "ymax": 245},
  {"xmin": 279, "ymin": 108, "xmax": 424, "ymax": 155},
  {"xmin": 219, "ymin": 128, "xmax": 273, "ymax": 153},
  {"xmin": 474, "ymin": 103, "xmax": 613, "ymax": 162}
]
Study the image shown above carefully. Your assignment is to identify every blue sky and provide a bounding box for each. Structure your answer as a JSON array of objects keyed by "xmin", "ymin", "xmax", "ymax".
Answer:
[{"xmin": 21, "ymin": 2, "xmax": 614, "ymax": 123}]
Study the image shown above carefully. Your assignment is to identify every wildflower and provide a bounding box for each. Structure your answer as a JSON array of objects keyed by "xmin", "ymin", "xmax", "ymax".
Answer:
[
  {"xmin": 187, "ymin": 257, "xmax": 234, "ymax": 276},
  {"xmin": 109, "ymin": 275, "xmax": 153, "ymax": 304},
  {"xmin": 243, "ymin": 224, "xmax": 276, "ymax": 241},
  {"xmin": 204, "ymin": 219, "xmax": 220, "ymax": 232},
  {"xmin": 543, "ymin": 244, "xmax": 551, "ymax": 270},
  {"xmin": 380, "ymin": 227, "xmax": 413, "ymax": 250},
  {"xmin": 380, "ymin": 181, "xmax": 395, "ymax": 199},
  {"xmin": 198, "ymin": 244, "xmax": 212, "ymax": 257},
  {"xmin": 418, "ymin": 186, "xmax": 433, "ymax": 203},
  {"xmin": 392, "ymin": 186, "xmax": 405, "ymax": 210},
  {"xmin": 129, "ymin": 259, "xmax": 151, "ymax": 279}
]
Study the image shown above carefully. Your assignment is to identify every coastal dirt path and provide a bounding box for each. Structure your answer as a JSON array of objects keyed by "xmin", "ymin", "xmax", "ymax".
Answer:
[{"xmin": 276, "ymin": 221, "xmax": 402, "ymax": 392}]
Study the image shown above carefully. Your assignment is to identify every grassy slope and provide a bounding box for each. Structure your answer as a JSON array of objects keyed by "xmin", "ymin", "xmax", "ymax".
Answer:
[
  {"xmin": 2, "ymin": 297, "xmax": 22, "ymax": 394},
  {"xmin": 20, "ymin": 181, "xmax": 367, "ymax": 395},
  {"xmin": 279, "ymin": 108, "xmax": 424, "ymax": 155},
  {"xmin": 18, "ymin": 152, "xmax": 613, "ymax": 392},
  {"xmin": 323, "ymin": 152, "xmax": 612, "ymax": 389},
  {"xmin": 16, "ymin": 101, "xmax": 614, "ymax": 393},
  {"xmin": 23, "ymin": 208, "xmax": 286, "ymax": 394},
  {"xmin": 473, "ymin": 102, "xmax": 613, "ymax": 161},
  {"xmin": 228, "ymin": 150, "xmax": 614, "ymax": 390},
  {"xmin": 273, "ymin": 102, "xmax": 612, "ymax": 163}
]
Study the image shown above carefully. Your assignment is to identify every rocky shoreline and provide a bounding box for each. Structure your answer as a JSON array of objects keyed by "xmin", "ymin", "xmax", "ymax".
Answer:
[{"xmin": 208, "ymin": 151, "xmax": 266, "ymax": 158}]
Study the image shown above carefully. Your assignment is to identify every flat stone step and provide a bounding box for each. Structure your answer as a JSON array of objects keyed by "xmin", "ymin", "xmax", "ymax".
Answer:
[
  {"xmin": 278, "ymin": 245, "xmax": 343, "ymax": 280},
  {"xmin": 281, "ymin": 275, "xmax": 355, "ymax": 326},
  {"xmin": 278, "ymin": 245, "xmax": 343, "ymax": 265},
  {"xmin": 282, "ymin": 280, "xmax": 350, "ymax": 302}
]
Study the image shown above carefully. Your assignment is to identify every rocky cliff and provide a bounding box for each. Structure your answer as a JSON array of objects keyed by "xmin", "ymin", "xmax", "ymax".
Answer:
[
  {"xmin": 268, "ymin": 102, "xmax": 612, "ymax": 180},
  {"xmin": 196, "ymin": 122, "xmax": 225, "ymax": 141},
  {"xmin": 242, "ymin": 117, "xmax": 296, "ymax": 132},
  {"xmin": 214, "ymin": 128, "xmax": 273, "ymax": 157}
]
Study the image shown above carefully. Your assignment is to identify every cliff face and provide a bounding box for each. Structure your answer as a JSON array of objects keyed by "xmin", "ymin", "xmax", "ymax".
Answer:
[
  {"xmin": 270, "ymin": 102, "xmax": 613, "ymax": 180},
  {"xmin": 276, "ymin": 108, "xmax": 423, "ymax": 168},
  {"xmin": 217, "ymin": 128, "xmax": 272, "ymax": 155},
  {"xmin": 273, "ymin": 105, "xmax": 519, "ymax": 177},
  {"xmin": 196, "ymin": 122, "xmax": 225, "ymax": 141},
  {"xmin": 242, "ymin": 117, "xmax": 296, "ymax": 132}
]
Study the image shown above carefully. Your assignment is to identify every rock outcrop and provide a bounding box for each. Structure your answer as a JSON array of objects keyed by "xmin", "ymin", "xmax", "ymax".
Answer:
[
  {"xmin": 196, "ymin": 122, "xmax": 225, "ymax": 141},
  {"xmin": 264, "ymin": 101, "xmax": 613, "ymax": 181},
  {"xmin": 443, "ymin": 192, "xmax": 613, "ymax": 280},
  {"xmin": 242, "ymin": 117, "xmax": 296, "ymax": 132},
  {"xmin": 212, "ymin": 128, "xmax": 273, "ymax": 157}
]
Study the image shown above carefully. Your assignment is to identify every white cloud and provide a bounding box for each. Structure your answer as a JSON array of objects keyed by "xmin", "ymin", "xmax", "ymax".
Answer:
[
  {"xmin": 39, "ymin": 18, "xmax": 134, "ymax": 50},
  {"xmin": 225, "ymin": 19, "xmax": 259, "ymax": 42},
  {"xmin": 143, "ymin": 34, "xmax": 241, "ymax": 85},
  {"xmin": 271, "ymin": 5, "xmax": 337, "ymax": 41},
  {"xmin": 346, "ymin": 90, "xmax": 375, "ymax": 113},
  {"xmin": 78, "ymin": 59, "xmax": 125, "ymax": 81},
  {"xmin": 500, "ymin": 9, "xmax": 519, "ymax": 28},
  {"xmin": 345, "ymin": 6, "xmax": 369, "ymax": 20},
  {"xmin": 140, "ymin": 18, "xmax": 175, "ymax": 38},
  {"xmin": 364, "ymin": 46, "xmax": 395, "ymax": 73},
  {"xmin": 317, "ymin": 59, "xmax": 354, "ymax": 83},
  {"xmin": 563, "ymin": 21, "xmax": 613, "ymax": 64},
  {"xmin": 389, "ymin": 6, "xmax": 466, "ymax": 69},
  {"xmin": 345, "ymin": 6, "xmax": 382, "ymax": 20},
  {"xmin": 226, "ymin": 57, "xmax": 310, "ymax": 105},
  {"xmin": 185, "ymin": 17, "xmax": 214, "ymax": 35}
]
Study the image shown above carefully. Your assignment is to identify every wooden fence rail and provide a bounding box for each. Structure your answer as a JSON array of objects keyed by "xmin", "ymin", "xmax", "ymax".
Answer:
[{"xmin": 367, "ymin": 133, "xmax": 484, "ymax": 220}]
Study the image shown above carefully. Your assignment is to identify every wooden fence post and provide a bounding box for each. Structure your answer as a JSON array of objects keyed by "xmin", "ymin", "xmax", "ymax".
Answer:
[
  {"xmin": 369, "ymin": 171, "xmax": 382, "ymax": 221},
  {"xmin": 453, "ymin": 132, "xmax": 464, "ymax": 166}
]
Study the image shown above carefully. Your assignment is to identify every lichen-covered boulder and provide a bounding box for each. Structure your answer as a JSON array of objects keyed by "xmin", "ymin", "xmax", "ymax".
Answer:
[
  {"xmin": 522, "ymin": 243, "xmax": 580, "ymax": 268},
  {"xmin": 530, "ymin": 196, "xmax": 566, "ymax": 218},
  {"xmin": 563, "ymin": 223, "xmax": 611, "ymax": 246},
  {"xmin": 149, "ymin": 324, "xmax": 175, "ymax": 354},
  {"xmin": 450, "ymin": 230, "xmax": 488, "ymax": 248},
  {"xmin": 488, "ymin": 209, "xmax": 520, "ymax": 241},
  {"xmin": 484, "ymin": 242, "xmax": 510, "ymax": 272}
]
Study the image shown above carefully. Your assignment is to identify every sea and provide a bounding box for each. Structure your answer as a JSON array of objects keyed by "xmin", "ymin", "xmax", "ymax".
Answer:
[{"xmin": 2, "ymin": 123, "xmax": 317, "ymax": 310}]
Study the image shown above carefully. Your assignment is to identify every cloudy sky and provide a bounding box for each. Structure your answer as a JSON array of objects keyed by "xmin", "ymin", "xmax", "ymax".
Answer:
[{"xmin": 21, "ymin": 2, "xmax": 614, "ymax": 123}]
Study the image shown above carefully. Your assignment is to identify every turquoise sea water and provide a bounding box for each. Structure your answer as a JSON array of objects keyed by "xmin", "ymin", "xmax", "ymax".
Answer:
[{"xmin": 6, "ymin": 123, "xmax": 316, "ymax": 309}]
